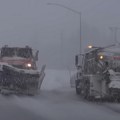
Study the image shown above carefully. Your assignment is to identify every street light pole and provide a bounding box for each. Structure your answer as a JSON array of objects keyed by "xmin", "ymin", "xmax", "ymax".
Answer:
[
  {"xmin": 80, "ymin": 12, "xmax": 82, "ymax": 57},
  {"xmin": 109, "ymin": 27, "xmax": 120, "ymax": 44},
  {"xmin": 47, "ymin": 3, "xmax": 82, "ymax": 57}
]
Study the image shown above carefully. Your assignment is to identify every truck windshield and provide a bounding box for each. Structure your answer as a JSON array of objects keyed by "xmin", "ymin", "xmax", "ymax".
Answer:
[
  {"xmin": 17, "ymin": 48, "xmax": 32, "ymax": 58},
  {"xmin": 1, "ymin": 47, "xmax": 32, "ymax": 58},
  {"xmin": 1, "ymin": 48, "xmax": 15, "ymax": 57}
]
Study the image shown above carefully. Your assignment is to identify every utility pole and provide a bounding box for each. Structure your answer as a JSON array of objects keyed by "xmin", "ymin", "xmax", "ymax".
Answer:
[
  {"xmin": 60, "ymin": 31, "xmax": 63, "ymax": 69},
  {"xmin": 47, "ymin": 3, "xmax": 82, "ymax": 62},
  {"xmin": 47, "ymin": 2, "xmax": 111, "ymax": 66},
  {"xmin": 109, "ymin": 27, "xmax": 120, "ymax": 43}
]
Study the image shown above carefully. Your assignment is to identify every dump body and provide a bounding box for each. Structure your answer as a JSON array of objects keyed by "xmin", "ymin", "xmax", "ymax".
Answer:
[{"xmin": 0, "ymin": 45, "xmax": 45, "ymax": 95}]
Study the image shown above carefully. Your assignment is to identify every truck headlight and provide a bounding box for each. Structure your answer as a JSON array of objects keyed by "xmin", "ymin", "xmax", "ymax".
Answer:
[
  {"xmin": 26, "ymin": 63, "xmax": 32, "ymax": 68},
  {"xmin": 99, "ymin": 55, "xmax": 104, "ymax": 60}
]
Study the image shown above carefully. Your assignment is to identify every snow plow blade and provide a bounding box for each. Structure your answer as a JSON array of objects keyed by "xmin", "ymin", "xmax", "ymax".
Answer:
[{"xmin": 0, "ymin": 64, "xmax": 46, "ymax": 95}]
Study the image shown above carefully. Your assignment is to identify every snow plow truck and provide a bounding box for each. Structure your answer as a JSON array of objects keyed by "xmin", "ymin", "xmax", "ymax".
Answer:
[
  {"xmin": 71, "ymin": 44, "xmax": 120, "ymax": 101},
  {"xmin": 0, "ymin": 45, "xmax": 45, "ymax": 95}
]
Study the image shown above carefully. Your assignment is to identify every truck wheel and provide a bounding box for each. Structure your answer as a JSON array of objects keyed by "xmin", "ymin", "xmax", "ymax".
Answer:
[
  {"xmin": 75, "ymin": 85, "xmax": 81, "ymax": 95},
  {"xmin": 76, "ymin": 87, "xmax": 81, "ymax": 95},
  {"xmin": 75, "ymin": 80, "xmax": 81, "ymax": 95}
]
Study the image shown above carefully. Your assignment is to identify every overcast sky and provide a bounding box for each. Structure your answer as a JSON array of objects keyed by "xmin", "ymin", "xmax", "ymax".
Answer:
[{"xmin": 0, "ymin": 0, "xmax": 120, "ymax": 69}]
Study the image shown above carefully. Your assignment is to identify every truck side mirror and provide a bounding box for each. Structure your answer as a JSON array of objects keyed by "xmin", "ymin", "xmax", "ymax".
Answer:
[
  {"xmin": 75, "ymin": 55, "xmax": 78, "ymax": 66},
  {"xmin": 35, "ymin": 50, "xmax": 39, "ymax": 61}
]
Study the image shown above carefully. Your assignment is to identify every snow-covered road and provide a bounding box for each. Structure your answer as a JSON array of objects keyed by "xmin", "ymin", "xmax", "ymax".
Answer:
[{"xmin": 0, "ymin": 69, "xmax": 120, "ymax": 120}]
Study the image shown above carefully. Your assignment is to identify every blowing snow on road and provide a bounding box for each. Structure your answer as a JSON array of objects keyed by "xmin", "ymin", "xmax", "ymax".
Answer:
[{"xmin": 0, "ymin": 69, "xmax": 120, "ymax": 120}]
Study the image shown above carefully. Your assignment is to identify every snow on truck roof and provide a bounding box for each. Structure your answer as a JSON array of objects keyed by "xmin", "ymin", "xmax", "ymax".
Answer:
[
  {"xmin": 1, "ymin": 45, "xmax": 31, "ymax": 49},
  {"xmin": 84, "ymin": 47, "xmax": 100, "ymax": 53},
  {"xmin": 104, "ymin": 46, "xmax": 120, "ymax": 53},
  {"xmin": 100, "ymin": 46, "xmax": 120, "ymax": 56},
  {"xmin": 85, "ymin": 45, "xmax": 120, "ymax": 55}
]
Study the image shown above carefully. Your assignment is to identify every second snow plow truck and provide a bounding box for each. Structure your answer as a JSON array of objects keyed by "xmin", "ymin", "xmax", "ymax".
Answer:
[
  {"xmin": 71, "ymin": 44, "xmax": 120, "ymax": 101},
  {"xmin": 0, "ymin": 45, "xmax": 45, "ymax": 95}
]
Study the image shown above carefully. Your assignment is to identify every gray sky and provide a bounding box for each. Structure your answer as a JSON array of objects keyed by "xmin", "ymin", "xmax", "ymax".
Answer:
[{"xmin": 0, "ymin": 0, "xmax": 120, "ymax": 69}]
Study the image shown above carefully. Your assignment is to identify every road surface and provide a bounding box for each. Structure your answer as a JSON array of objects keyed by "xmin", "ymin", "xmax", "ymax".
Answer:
[
  {"xmin": 1, "ymin": 88, "xmax": 120, "ymax": 120},
  {"xmin": 0, "ymin": 70, "xmax": 120, "ymax": 120}
]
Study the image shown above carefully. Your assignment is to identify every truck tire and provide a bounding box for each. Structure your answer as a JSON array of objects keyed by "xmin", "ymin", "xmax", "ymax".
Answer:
[
  {"xmin": 82, "ymin": 80, "xmax": 90, "ymax": 100},
  {"xmin": 76, "ymin": 86, "xmax": 81, "ymax": 95},
  {"xmin": 75, "ymin": 80, "xmax": 81, "ymax": 95}
]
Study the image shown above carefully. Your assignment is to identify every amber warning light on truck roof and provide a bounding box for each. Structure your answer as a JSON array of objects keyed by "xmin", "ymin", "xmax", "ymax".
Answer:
[{"xmin": 88, "ymin": 45, "xmax": 93, "ymax": 49}]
